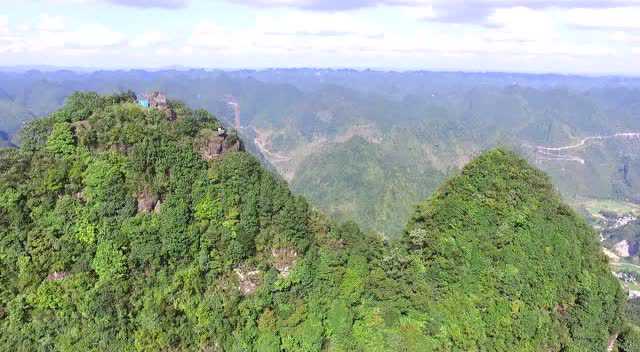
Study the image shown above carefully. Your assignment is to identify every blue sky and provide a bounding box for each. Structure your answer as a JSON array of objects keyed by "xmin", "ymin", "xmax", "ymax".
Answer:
[{"xmin": 2, "ymin": 0, "xmax": 640, "ymax": 74}]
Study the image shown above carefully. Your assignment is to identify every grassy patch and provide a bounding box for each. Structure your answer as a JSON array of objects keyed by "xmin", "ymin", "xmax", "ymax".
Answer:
[{"xmin": 576, "ymin": 198, "xmax": 640, "ymax": 218}]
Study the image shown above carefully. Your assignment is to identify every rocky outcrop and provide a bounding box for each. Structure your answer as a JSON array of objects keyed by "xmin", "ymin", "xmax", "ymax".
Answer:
[
  {"xmin": 554, "ymin": 303, "xmax": 568, "ymax": 317},
  {"xmin": 271, "ymin": 248, "xmax": 298, "ymax": 278},
  {"xmin": 73, "ymin": 191, "xmax": 86, "ymax": 202},
  {"xmin": 137, "ymin": 188, "xmax": 160, "ymax": 214},
  {"xmin": 71, "ymin": 120, "xmax": 94, "ymax": 147},
  {"xmin": 47, "ymin": 271, "xmax": 70, "ymax": 281},
  {"xmin": 613, "ymin": 240, "xmax": 639, "ymax": 257},
  {"xmin": 110, "ymin": 143, "xmax": 129, "ymax": 153},
  {"xmin": 197, "ymin": 128, "xmax": 242, "ymax": 161},
  {"xmin": 145, "ymin": 92, "xmax": 176, "ymax": 121},
  {"xmin": 234, "ymin": 266, "xmax": 261, "ymax": 296},
  {"xmin": 153, "ymin": 200, "xmax": 162, "ymax": 214},
  {"xmin": 608, "ymin": 333, "xmax": 618, "ymax": 352}
]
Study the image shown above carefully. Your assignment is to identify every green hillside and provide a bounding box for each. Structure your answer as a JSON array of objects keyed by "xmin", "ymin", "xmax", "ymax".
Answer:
[
  {"xmin": 2, "ymin": 71, "xmax": 640, "ymax": 237},
  {"xmin": 0, "ymin": 93, "xmax": 628, "ymax": 351},
  {"xmin": 405, "ymin": 149, "xmax": 625, "ymax": 350},
  {"xmin": 292, "ymin": 136, "xmax": 445, "ymax": 236}
]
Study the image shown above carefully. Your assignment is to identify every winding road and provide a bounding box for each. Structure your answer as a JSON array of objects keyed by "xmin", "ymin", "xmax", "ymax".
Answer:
[
  {"xmin": 536, "ymin": 132, "xmax": 640, "ymax": 152},
  {"xmin": 533, "ymin": 132, "xmax": 640, "ymax": 164}
]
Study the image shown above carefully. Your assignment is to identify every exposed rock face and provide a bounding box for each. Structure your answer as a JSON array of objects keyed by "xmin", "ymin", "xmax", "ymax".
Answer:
[
  {"xmin": 613, "ymin": 240, "xmax": 638, "ymax": 257},
  {"xmin": 73, "ymin": 191, "xmax": 86, "ymax": 202},
  {"xmin": 201, "ymin": 134, "xmax": 226, "ymax": 160},
  {"xmin": 71, "ymin": 120, "xmax": 91, "ymax": 129},
  {"xmin": 200, "ymin": 343, "xmax": 223, "ymax": 352},
  {"xmin": 198, "ymin": 129, "xmax": 242, "ymax": 161},
  {"xmin": 110, "ymin": 143, "xmax": 129, "ymax": 153},
  {"xmin": 234, "ymin": 266, "xmax": 261, "ymax": 296},
  {"xmin": 145, "ymin": 91, "xmax": 176, "ymax": 121},
  {"xmin": 555, "ymin": 303, "xmax": 568, "ymax": 317},
  {"xmin": 608, "ymin": 333, "xmax": 618, "ymax": 352},
  {"xmin": 146, "ymin": 91, "xmax": 168, "ymax": 109},
  {"xmin": 271, "ymin": 248, "xmax": 298, "ymax": 278},
  {"xmin": 153, "ymin": 200, "xmax": 162, "ymax": 214},
  {"xmin": 47, "ymin": 271, "xmax": 70, "ymax": 281},
  {"xmin": 137, "ymin": 188, "xmax": 159, "ymax": 214}
]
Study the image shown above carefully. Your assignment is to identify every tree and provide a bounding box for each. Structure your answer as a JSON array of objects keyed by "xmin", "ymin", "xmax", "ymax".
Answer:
[
  {"xmin": 46, "ymin": 122, "xmax": 75, "ymax": 156},
  {"xmin": 92, "ymin": 240, "xmax": 125, "ymax": 281}
]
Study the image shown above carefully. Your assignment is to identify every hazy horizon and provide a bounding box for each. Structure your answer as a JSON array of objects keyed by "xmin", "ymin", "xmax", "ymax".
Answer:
[
  {"xmin": 2, "ymin": 64, "xmax": 640, "ymax": 79},
  {"xmin": 3, "ymin": 1, "xmax": 640, "ymax": 75}
]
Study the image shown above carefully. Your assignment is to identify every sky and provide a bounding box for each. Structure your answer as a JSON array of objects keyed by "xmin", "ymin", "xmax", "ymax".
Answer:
[{"xmin": 1, "ymin": 0, "xmax": 640, "ymax": 75}]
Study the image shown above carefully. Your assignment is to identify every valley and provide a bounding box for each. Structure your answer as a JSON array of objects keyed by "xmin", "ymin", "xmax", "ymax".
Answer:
[
  {"xmin": 5, "ymin": 0, "xmax": 640, "ymax": 349},
  {"xmin": 4, "ymin": 70, "xmax": 640, "ymax": 305},
  {"xmin": 531, "ymin": 132, "xmax": 640, "ymax": 164},
  {"xmin": 578, "ymin": 197, "xmax": 640, "ymax": 299},
  {"xmin": 537, "ymin": 133, "xmax": 640, "ymax": 152},
  {"xmin": 3, "ymin": 69, "xmax": 640, "ymax": 237},
  {"xmin": 1, "ymin": 93, "xmax": 628, "ymax": 350}
]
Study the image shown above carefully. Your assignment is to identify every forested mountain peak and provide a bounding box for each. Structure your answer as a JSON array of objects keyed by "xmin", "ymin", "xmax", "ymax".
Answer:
[
  {"xmin": 0, "ymin": 93, "xmax": 630, "ymax": 351},
  {"xmin": 3, "ymin": 70, "xmax": 640, "ymax": 237},
  {"xmin": 401, "ymin": 149, "xmax": 626, "ymax": 350}
]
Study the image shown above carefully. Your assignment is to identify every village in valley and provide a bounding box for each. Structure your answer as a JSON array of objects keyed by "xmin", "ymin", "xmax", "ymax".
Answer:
[{"xmin": 581, "ymin": 198, "xmax": 640, "ymax": 299}]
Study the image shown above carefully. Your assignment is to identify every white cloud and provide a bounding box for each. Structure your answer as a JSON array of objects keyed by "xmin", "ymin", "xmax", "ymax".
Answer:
[
  {"xmin": 44, "ymin": 0, "xmax": 191, "ymax": 8},
  {"xmin": 0, "ymin": 16, "xmax": 24, "ymax": 54},
  {"xmin": 188, "ymin": 22, "xmax": 236, "ymax": 49},
  {"xmin": 130, "ymin": 31, "xmax": 171, "ymax": 48},
  {"xmin": 0, "ymin": 15, "xmax": 126, "ymax": 55},
  {"xmin": 66, "ymin": 24, "xmax": 126, "ymax": 48},
  {"xmin": 255, "ymin": 10, "xmax": 381, "ymax": 37},
  {"xmin": 226, "ymin": 10, "xmax": 388, "ymax": 55},
  {"xmin": 0, "ymin": 15, "xmax": 8, "ymax": 35},
  {"xmin": 38, "ymin": 14, "xmax": 66, "ymax": 32},
  {"xmin": 183, "ymin": 5, "xmax": 615, "ymax": 66},
  {"xmin": 36, "ymin": 24, "xmax": 126, "ymax": 49},
  {"xmin": 2, "ymin": 2, "xmax": 637, "ymax": 73},
  {"xmin": 565, "ymin": 7, "xmax": 640, "ymax": 30},
  {"xmin": 488, "ymin": 7, "xmax": 556, "ymax": 35},
  {"xmin": 43, "ymin": 0, "xmax": 95, "ymax": 4},
  {"xmin": 396, "ymin": 4, "xmax": 436, "ymax": 20},
  {"xmin": 611, "ymin": 31, "xmax": 628, "ymax": 42}
]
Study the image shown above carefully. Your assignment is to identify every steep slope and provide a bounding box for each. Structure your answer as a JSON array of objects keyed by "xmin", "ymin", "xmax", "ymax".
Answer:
[
  {"xmin": 0, "ymin": 130, "xmax": 14, "ymax": 148},
  {"xmin": 0, "ymin": 92, "xmax": 330, "ymax": 350},
  {"xmin": 0, "ymin": 97, "xmax": 36, "ymax": 137},
  {"xmin": 0, "ymin": 92, "xmax": 403, "ymax": 351},
  {"xmin": 3, "ymin": 70, "xmax": 640, "ymax": 238},
  {"xmin": 292, "ymin": 136, "xmax": 445, "ymax": 236},
  {"xmin": 404, "ymin": 149, "xmax": 624, "ymax": 350},
  {"xmin": 0, "ymin": 92, "xmax": 626, "ymax": 351}
]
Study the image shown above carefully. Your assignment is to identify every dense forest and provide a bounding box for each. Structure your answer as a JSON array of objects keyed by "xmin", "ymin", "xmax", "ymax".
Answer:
[
  {"xmin": 2, "ymin": 70, "xmax": 640, "ymax": 237},
  {"xmin": 0, "ymin": 92, "xmax": 634, "ymax": 351}
]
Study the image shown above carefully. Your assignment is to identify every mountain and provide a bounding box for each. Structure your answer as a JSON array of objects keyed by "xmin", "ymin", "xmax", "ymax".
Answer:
[
  {"xmin": 0, "ymin": 93, "xmax": 628, "ymax": 351},
  {"xmin": 0, "ymin": 96, "xmax": 36, "ymax": 139},
  {"xmin": 0, "ymin": 128, "xmax": 14, "ymax": 147},
  {"xmin": 405, "ymin": 149, "xmax": 625, "ymax": 350},
  {"xmin": 291, "ymin": 136, "xmax": 445, "ymax": 235},
  {"xmin": 2, "ymin": 70, "xmax": 640, "ymax": 237}
]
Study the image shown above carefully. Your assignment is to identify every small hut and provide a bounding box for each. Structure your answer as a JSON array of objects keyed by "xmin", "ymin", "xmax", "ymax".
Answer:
[
  {"xmin": 138, "ymin": 98, "xmax": 149, "ymax": 108},
  {"xmin": 145, "ymin": 92, "xmax": 168, "ymax": 109},
  {"xmin": 139, "ymin": 92, "xmax": 176, "ymax": 120}
]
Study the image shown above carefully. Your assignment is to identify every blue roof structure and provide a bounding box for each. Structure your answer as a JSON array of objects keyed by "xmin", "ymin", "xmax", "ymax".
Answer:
[{"xmin": 138, "ymin": 99, "xmax": 149, "ymax": 108}]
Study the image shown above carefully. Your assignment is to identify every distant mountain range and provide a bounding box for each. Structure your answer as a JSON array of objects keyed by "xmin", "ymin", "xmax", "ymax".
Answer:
[
  {"xmin": 2, "ymin": 68, "xmax": 640, "ymax": 236},
  {"xmin": 0, "ymin": 94, "xmax": 626, "ymax": 350}
]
